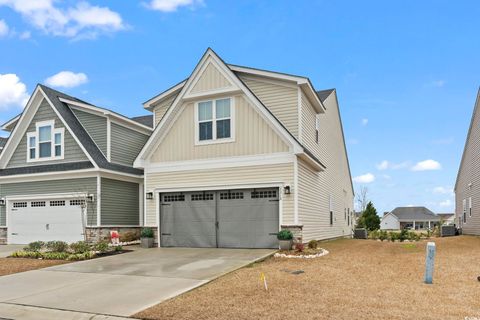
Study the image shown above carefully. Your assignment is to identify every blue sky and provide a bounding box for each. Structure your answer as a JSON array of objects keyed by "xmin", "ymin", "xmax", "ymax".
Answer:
[{"xmin": 0, "ymin": 0, "xmax": 479, "ymax": 215}]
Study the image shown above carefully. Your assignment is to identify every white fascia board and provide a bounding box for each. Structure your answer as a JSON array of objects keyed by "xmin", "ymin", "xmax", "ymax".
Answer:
[
  {"xmin": 143, "ymin": 80, "xmax": 187, "ymax": 110},
  {"xmin": 1, "ymin": 115, "xmax": 20, "ymax": 131},
  {"xmin": 228, "ymin": 65, "xmax": 307, "ymax": 83},
  {"xmin": 60, "ymin": 98, "xmax": 153, "ymax": 134}
]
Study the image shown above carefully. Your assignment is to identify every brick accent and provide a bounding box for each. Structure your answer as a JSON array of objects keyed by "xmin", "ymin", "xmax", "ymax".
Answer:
[
  {"xmin": 281, "ymin": 224, "xmax": 303, "ymax": 244},
  {"xmin": 85, "ymin": 227, "xmax": 141, "ymax": 243},
  {"xmin": 0, "ymin": 228, "xmax": 7, "ymax": 245}
]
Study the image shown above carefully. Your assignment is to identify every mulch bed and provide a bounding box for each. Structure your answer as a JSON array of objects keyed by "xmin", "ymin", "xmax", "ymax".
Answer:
[{"xmin": 0, "ymin": 258, "xmax": 70, "ymax": 276}]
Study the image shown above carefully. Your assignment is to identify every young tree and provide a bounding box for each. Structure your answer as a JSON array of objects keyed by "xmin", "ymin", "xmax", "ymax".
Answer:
[
  {"xmin": 356, "ymin": 201, "xmax": 380, "ymax": 231},
  {"xmin": 355, "ymin": 186, "xmax": 369, "ymax": 214}
]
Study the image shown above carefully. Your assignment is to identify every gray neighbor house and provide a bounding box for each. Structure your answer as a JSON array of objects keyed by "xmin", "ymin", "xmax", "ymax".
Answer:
[
  {"xmin": 380, "ymin": 207, "xmax": 441, "ymax": 230},
  {"xmin": 455, "ymin": 88, "xmax": 480, "ymax": 235}
]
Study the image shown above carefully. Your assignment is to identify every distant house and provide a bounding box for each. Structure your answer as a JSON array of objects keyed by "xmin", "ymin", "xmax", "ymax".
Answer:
[
  {"xmin": 437, "ymin": 213, "xmax": 455, "ymax": 225},
  {"xmin": 380, "ymin": 207, "xmax": 440, "ymax": 230}
]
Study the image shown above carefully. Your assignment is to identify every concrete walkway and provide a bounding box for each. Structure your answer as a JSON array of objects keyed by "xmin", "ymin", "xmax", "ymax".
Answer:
[
  {"xmin": 0, "ymin": 247, "xmax": 274, "ymax": 318},
  {"xmin": 0, "ymin": 245, "xmax": 24, "ymax": 258}
]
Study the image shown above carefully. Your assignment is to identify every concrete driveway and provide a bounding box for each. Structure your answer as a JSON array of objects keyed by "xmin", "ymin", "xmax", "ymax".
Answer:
[
  {"xmin": 0, "ymin": 245, "xmax": 24, "ymax": 258},
  {"xmin": 0, "ymin": 247, "xmax": 274, "ymax": 317}
]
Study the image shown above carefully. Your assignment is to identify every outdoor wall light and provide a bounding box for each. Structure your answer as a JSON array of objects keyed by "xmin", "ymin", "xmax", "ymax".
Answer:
[
  {"xmin": 146, "ymin": 192, "xmax": 154, "ymax": 200},
  {"xmin": 0, "ymin": 198, "xmax": 5, "ymax": 206},
  {"xmin": 86, "ymin": 194, "xmax": 95, "ymax": 203},
  {"xmin": 284, "ymin": 185, "xmax": 291, "ymax": 195}
]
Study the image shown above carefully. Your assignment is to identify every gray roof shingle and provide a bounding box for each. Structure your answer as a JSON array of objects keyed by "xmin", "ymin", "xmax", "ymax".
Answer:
[
  {"xmin": 131, "ymin": 115, "xmax": 153, "ymax": 128},
  {"xmin": 390, "ymin": 207, "xmax": 440, "ymax": 221},
  {"xmin": 0, "ymin": 161, "xmax": 94, "ymax": 176},
  {"xmin": 317, "ymin": 89, "xmax": 335, "ymax": 102}
]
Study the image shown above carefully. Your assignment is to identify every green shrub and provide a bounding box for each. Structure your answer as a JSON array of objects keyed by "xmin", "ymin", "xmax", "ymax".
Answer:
[
  {"xmin": 140, "ymin": 228, "xmax": 154, "ymax": 239},
  {"xmin": 368, "ymin": 229, "xmax": 379, "ymax": 240},
  {"xmin": 277, "ymin": 230, "xmax": 293, "ymax": 241},
  {"xmin": 10, "ymin": 250, "xmax": 41, "ymax": 258},
  {"xmin": 67, "ymin": 252, "xmax": 96, "ymax": 261},
  {"xmin": 41, "ymin": 252, "xmax": 70, "ymax": 260},
  {"xmin": 46, "ymin": 241, "xmax": 68, "ymax": 253},
  {"xmin": 114, "ymin": 245, "xmax": 123, "ymax": 252},
  {"xmin": 24, "ymin": 241, "xmax": 45, "ymax": 252},
  {"xmin": 70, "ymin": 241, "xmax": 91, "ymax": 254},
  {"xmin": 307, "ymin": 240, "xmax": 318, "ymax": 249},
  {"xmin": 389, "ymin": 232, "xmax": 399, "ymax": 242},
  {"xmin": 120, "ymin": 231, "xmax": 139, "ymax": 242},
  {"xmin": 94, "ymin": 241, "xmax": 109, "ymax": 253},
  {"xmin": 379, "ymin": 230, "xmax": 388, "ymax": 241},
  {"xmin": 408, "ymin": 231, "xmax": 420, "ymax": 241},
  {"xmin": 399, "ymin": 229, "xmax": 409, "ymax": 242}
]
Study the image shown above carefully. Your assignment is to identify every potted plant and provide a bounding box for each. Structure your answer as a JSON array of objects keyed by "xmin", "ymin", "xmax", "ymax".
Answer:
[
  {"xmin": 140, "ymin": 228, "xmax": 154, "ymax": 248},
  {"xmin": 277, "ymin": 230, "xmax": 293, "ymax": 250}
]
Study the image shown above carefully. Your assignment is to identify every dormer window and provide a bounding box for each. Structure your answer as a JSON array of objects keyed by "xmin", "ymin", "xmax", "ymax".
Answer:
[
  {"xmin": 27, "ymin": 120, "xmax": 64, "ymax": 162},
  {"xmin": 195, "ymin": 97, "xmax": 235, "ymax": 145}
]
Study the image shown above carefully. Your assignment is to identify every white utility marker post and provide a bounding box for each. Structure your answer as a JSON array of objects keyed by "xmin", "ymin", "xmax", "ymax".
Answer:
[{"xmin": 424, "ymin": 242, "xmax": 436, "ymax": 284}]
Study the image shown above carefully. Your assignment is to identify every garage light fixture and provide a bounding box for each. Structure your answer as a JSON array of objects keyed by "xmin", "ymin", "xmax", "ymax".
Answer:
[
  {"xmin": 86, "ymin": 194, "xmax": 95, "ymax": 203},
  {"xmin": 284, "ymin": 185, "xmax": 291, "ymax": 195},
  {"xmin": 146, "ymin": 192, "xmax": 154, "ymax": 200},
  {"xmin": 0, "ymin": 198, "xmax": 5, "ymax": 206}
]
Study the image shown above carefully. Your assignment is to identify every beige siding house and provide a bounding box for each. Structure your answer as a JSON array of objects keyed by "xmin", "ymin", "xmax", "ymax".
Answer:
[
  {"xmin": 135, "ymin": 48, "xmax": 354, "ymax": 248},
  {"xmin": 455, "ymin": 88, "xmax": 480, "ymax": 235}
]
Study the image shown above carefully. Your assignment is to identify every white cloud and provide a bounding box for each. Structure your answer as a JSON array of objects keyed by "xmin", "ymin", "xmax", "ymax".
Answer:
[
  {"xmin": 432, "ymin": 187, "xmax": 453, "ymax": 195},
  {"xmin": 376, "ymin": 160, "xmax": 410, "ymax": 171},
  {"xmin": 431, "ymin": 80, "xmax": 446, "ymax": 87},
  {"xmin": 353, "ymin": 173, "xmax": 375, "ymax": 184},
  {"xmin": 0, "ymin": 74, "xmax": 29, "ymax": 110},
  {"xmin": 45, "ymin": 71, "xmax": 88, "ymax": 88},
  {"xmin": 0, "ymin": 0, "xmax": 126, "ymax": 39},
  {"xmin": 19, "ymin": 30, "xmax": 30, "ymax": 39},
  {"xmin": 411, "ymin": 159, "xmax": 442, "ymax": 171},
  {"xmin": 146, "ymin": 0, "xmax": 204, "ymax": 12},
  {"xmin": 376, "ymin": 160, "xmax": 389, "ymax": 170},
  {"xmin": 361, "ymin": 118, "xmax": 368, "ymax": 126},
  {"xmin": 0, "ymin": 19, "xmax": 9, "ymax": 37},
  {"xmin": 439, "ymin": 199, "xmax": 452, "ymax": 207}
]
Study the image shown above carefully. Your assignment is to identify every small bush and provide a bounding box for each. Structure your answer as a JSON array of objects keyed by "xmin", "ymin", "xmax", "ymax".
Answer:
[
  {"xmin": 389, "ymin": 232, "xmax": 399, "ymax": 242},
  {"xmin": 399, "ymin": 229, "xmax": 409, "ymax": 242},
  {"xmin": 24, "ymin": 241, "xmax": 45, "ymax": 252},
  {"xmin": 120, "ymin": 231, "xmax": 139, "ymax": 242},
  {"xmin": 308, "ymin": 240, "xmax": 318, "ymax": 249},
  {"xmin": 296, "ymin": 243, "xmax": 305, "ymax": 252},
  {"xmin": 379, "ymin": 230, "xmax": 388, "ymax": 241},
  {"xmin": 368, "ymin": 229, "xmax": 379, "ymax": 240},
  {"xmin": 46, "ymin": 241, "xmax": 68, "ymax": 253},
  {"xmin": 11, "ymin": 250, "xmax": 41, "ymax": 258},
  {"xmin": 140, "ymin": 228, "xmax": 154, "ymax": 239},
  {"xmin": 408, "ymin": 231, "xmax": 420, "ymax": 241},
  {"xmin": 94, "ymin": 241, "xmax": 109, "ymax": 253},
  {"xmin": 114, "ymin": 245, "xmax": 123, "ymax": 252},
  {"xmin": 277, "ymin": 230, "xmax": 293, "ymax": 241},
  {"xmin": 70, "ymin": 241, "xmax": 91, "ymax": 254},
  {"xmin": 67, "ymin": 252, "xmax": 96, "ymax": 261},
  {"xmin": 42, "ymin": 252, "xmax": 70, "ymax": 260}
]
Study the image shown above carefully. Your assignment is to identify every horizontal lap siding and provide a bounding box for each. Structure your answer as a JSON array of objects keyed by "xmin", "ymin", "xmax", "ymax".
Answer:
[
  {"xmin": 145, "ymin": 163, "xmax": 294, "ymax": 226},
  {"xmin": 72, "ymin": 108, "xmax": 108, "ymax": 156},
  {"xmin": 456, "ymin": 94, "xmax": 480, "ymax": 235},
  {"xmin": 151, "ymin": 96, "xmax": 289, "ymax": 162},
  {"xmin": 110, "ymin": 123, "xmax": 149, "ymax": 166},
  {"xmin": 239, "ymin": 75, "xmax": 299, "ymax": 138},
  {"xmin": 0, "ymin": 177, "xmax": 97, "ymax": 226},
  {"xmin": 7, "ymin": 99, "xmax": 88, "ymax": 168},
  {"xmin": 101, "ymin": 178, "xmax": 139, "ymax": 226}
]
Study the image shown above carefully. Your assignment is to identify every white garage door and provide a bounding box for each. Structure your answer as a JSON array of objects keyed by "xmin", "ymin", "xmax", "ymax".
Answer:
[{"xmin": 8, "ymin": 199, "xmax": 85, "ymax": 244}]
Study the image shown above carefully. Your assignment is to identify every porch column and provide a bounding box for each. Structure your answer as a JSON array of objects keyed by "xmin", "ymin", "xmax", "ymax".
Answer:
[
  {"xmin": 428, "ymin": 221, "xmax": 431, "ymax": 229},
  {"xmin": 413, "ymin": 221, "xmax": 416, "ymax": 230}
]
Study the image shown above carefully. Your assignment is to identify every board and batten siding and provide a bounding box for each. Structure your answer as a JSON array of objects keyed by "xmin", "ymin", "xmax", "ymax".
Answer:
[
  {"xmin": 144, "ymin": 162, "xmax": 294, "ymax": 226},
  {"xmin": 100, "ymin": 178, "xmax": 139, "ymax": 226},
  {"xmin": 7, "ymin": 99, "xmax": 88, "ymax": 168},
  {"xmin": 0, "ymin": 177, "xmax": 97, "ymax": 226},
  {"xmin": 150, "ymin": 95, "xmax": 289, "ymax": 162},
  {"xmin": 298, "ymin": 92, "xmax": 354, "ymax": 242},
  {"xmin": 110, "ymin": 123, "xmax": 149, "ymax": 166},
  {"xmin": 153, "ymin": 94, "xmax": 177, "ymax": 127},
  {"xmin": 71, "ymin": 108, "xmax": 108, "ymax": 156},
  {"xmin": 238, "ymin": 74, "xmax": 299, "ymax": 138},
  {"xmin": 191, "ymin": 63, "xmax": 232, "ymax": 94},
  {"xmin": 455, "ymin": 91, "xmax": 480, "ymax": 235}
]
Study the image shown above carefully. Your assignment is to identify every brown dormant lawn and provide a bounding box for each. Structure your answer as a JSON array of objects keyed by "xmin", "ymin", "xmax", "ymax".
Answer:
[
  {"xmin": 135, "ymin": 236, "xmax": 480, "ymax": 320},
  {"xmin": 0, "ymin": 258, "xmax": 69, "ymax": 276}
]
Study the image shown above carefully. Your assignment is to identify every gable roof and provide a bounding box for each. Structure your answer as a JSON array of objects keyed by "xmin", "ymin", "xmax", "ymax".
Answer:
[
  {"xmin": 317, "ymin": 89, "xmax": 335, "ymax": 102},
  {"xmin": 389, "ymin": 207, "xmax": 440, "ymax": 221},
  {"xmin": 0, "ymin": 85, "xmax": 143, "ymax": 176},
  {"xmin": 455, "ymin": 88, "xmax": 480, "ymax": 191},
  {"xmin": 131, "ymin": 115, "xmax": 153, "ymax": 128}
]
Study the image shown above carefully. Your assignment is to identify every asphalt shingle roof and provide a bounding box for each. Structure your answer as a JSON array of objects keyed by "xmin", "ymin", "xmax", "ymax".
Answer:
[
  {"xmin": 390, "ymin": 207, "xmax": 440, "ymax": 221},
  {"xmin": 316, "ymin": 89, "xmax": 335, "ymax": 102},
  {"xmin": 0, "ymin": 161, "xmax": 94, "ymax": 176},
  {"xmin": 131, "ymin": 115, "xmax": 153, "ymax": 128}
]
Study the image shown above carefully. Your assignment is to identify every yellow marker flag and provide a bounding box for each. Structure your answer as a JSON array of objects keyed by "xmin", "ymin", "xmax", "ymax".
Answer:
[{"xmin": 260, "ymin": 272, "xmax": 268, "ymax": 291}]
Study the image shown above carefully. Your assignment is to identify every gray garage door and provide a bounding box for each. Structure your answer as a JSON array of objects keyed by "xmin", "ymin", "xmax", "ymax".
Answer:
[{"xmin": 160, "ymin": 188, "xmax": 279, "ymax": 248}]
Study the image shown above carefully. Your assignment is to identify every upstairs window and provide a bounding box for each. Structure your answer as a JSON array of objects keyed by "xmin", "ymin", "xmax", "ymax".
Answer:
[
  {"xmin": 27, "ymin": 120, "xmax": 64, "ymax": 162},
  {"xmin": 196, "ymin": 98, "xmax": 234, "ymax": 144},
  {"xmin": 469, "ymin": 197, "xmax": 472, "ymax": 217},
  {"xmin": 315, "ymin": 117, "xmax": 320, "ymax": 143}
]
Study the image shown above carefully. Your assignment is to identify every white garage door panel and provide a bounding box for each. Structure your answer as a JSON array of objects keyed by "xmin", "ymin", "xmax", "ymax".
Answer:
[{"xmin": 9, "ymin": 200, "xmax": 85, "ymax": 244}]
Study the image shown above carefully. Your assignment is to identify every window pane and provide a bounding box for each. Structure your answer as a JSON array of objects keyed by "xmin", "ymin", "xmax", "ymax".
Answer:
[
  {"xmin": 216, "ymin": 99, "xmax": 231, "ymax": 118},
  {"xmin": 29, "ymin": 136, "xmax": 36, "ymax": 147},
  {"xmin": 30, "ymin": 149, "xmax": 35, "ymax": 159},
  {"xmin": 39, "ymin": 126, "xmax": 51, "ymax": 142},
  {"xmin": 198, "ymin": 101, "xmax": 212, "ymax": 121},
  {"xmin": 55, "ymin": 145, "xmax": 61, "ymax": 157},
  {"xmin": 199, "ymin": 121, "xmax": 213, "ymax": 141},
  {"xmin": 216, "ymin": 119, "xmax": 231, "ymax": 139},
  {"xmin": 55, "ymin": 133, "xmax": 62, "ymax": 145},
  {"xmin": 39, "ymin": 142, "xmax": 51, "ymax": 158}
]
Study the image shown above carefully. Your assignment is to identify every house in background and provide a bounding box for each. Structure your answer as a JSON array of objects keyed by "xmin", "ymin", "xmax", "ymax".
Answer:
[
  {"xmin": 380, "ymin": 207, "xmax": 440, "ymax": 230},
  {"xmin": 455, "ymin": 88, "xmax": 480, "ymax": 235},
  {"xmin": 437, "ymin": 213, "xmax": 455, "ymax": 225},
  {"xmin": 0, "ymin": 85, "xmax": 151, "ymax": 244},
  {"xmin": 135, "ymin": 48, "xmax": 354, "ymax": 248}
]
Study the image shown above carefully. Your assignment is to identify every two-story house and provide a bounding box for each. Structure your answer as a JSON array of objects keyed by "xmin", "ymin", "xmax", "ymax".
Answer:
[
  {"xmin": 134, "ymin": 48, "xmax": 354, "ymax": 248},
  {"xmin": 0, "ymin": 85, "xmax": 151, "ymax": 244},
  {"xmin": 455, "ymin": 88, "xmax": 480, "ymax": 235}
]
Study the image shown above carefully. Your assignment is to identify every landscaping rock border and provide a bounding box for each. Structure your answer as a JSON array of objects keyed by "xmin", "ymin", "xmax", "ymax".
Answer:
[{"xmin": 274, "ymin": 248, "xmax": 329, "ymax": 259}]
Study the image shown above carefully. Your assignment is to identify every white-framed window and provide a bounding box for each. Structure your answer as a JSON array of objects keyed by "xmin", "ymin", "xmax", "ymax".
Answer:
[
  {"xmin": 315, "ymin": 117, "xmax": 320, "ymax": 143},
  {"xmin": 26, "ymin": 120, "xmax": 64, "ymax": 162},
  {"xmin": 195, "ymin": 97, "xmax": 235, "ymax": 145},
  {"xmin": 463, "ymin": 198, "xmax": 467, "ymax": 223},
  {"xmin": 469, "ymin": 197, "xmax": 472, "ymax": 217},
  {"xmin": 329, "ymin": 195, "xmax": 334, "ymax": 225}
]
